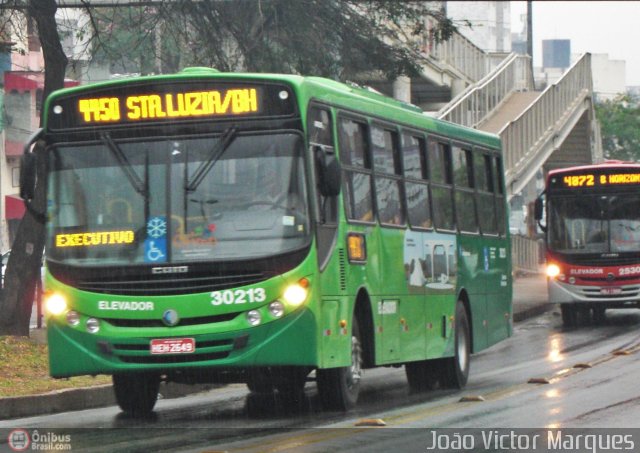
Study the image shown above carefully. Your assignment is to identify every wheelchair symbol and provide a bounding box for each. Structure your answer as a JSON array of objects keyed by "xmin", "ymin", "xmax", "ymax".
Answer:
[{"xmin": 147, "ymin": 241, "xmax": 165, "ymax": 262}]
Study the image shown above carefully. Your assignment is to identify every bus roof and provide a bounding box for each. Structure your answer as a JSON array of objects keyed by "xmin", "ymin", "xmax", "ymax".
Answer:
[
  {"xmin": 44, "ymin": 68, "xmax": 501, "ymax": 149},
  {"xmin": 547, "ymin": 161, "xmax": 640, "ymax": 179}
]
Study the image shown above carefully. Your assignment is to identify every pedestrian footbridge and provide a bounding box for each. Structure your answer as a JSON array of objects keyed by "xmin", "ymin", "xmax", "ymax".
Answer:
[{"xmin": 421, "ymin": 31, "xmax": 603, "ymax": 273}]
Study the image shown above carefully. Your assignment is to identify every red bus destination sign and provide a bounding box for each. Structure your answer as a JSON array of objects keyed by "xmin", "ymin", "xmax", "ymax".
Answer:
[
  {"xmin": 47, "ymin": 81, "xmax": 295, "ymax": 130},
  {"xmin": 551, "ymin": 170, "xmax": 640, "ymax": 189}
]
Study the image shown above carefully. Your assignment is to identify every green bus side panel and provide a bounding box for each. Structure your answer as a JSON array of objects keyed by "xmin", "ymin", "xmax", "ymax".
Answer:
[{"xmin": 318, "ymin": 297, "xmax": 352, "ymax": 368}]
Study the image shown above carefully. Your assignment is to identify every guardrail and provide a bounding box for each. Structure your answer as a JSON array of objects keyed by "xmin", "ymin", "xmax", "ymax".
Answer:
[
  {"xmin": 424, "ymin": 23, "xmax": 488, "ymax": 83},
  {"xmin": 501, "ymin": 54, "xmax": 594, "ymax": 193},
  {"xmin": 437, "ymin": 53, "xmax": 534, "ymax": 127},
  {"xmin": 511, "ymin": 234, "xmax": 543, "ymax": 275}
]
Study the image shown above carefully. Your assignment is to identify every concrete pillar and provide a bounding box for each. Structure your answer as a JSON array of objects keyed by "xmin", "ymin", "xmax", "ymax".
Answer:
[{"xmin": 393, "ymin": 76, "xmax": 411, "ymax": 103}]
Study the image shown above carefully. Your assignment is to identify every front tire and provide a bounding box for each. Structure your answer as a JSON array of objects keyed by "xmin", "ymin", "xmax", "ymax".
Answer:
[
  {"xmin": 561, "ymin": 304, "xmax": 578, "ymax": 326},
  {"xmin": 112, "ymin": 373, "xmax": 160, "ymax": 417},
  {"xmin": 317, "ymin": 317, "xmax": 363, "ymax": 411}
]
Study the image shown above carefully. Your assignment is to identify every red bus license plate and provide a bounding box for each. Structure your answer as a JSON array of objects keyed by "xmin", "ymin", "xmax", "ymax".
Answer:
[{"xmin": 150, "ymin": 338, "xmax": 195, "ymax": 355}]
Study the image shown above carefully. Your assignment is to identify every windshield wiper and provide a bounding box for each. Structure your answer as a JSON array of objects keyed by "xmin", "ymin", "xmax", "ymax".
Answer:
[
  {"xmin": 185, "ymin": 127, "xmax": 238, "ymax": 193},
  {"xmin": 100, "ymin": 132, "xmax": 148, "ymax": 198}
]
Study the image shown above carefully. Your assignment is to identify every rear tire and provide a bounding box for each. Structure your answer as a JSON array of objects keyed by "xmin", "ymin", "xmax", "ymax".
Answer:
[
  {"xmin": 112, "ymin": 373, "xmax": 160, "ymax": 417},
  {"xmin": 317, "ymin": 318, "xmax": 363, "ymax": 411},
  {"xmin": 405, "ymin": 360, "xmax": 441, "ymax": 393},
  {"xmin": 441, "ymin": 301, "xmax": 470, "ymax": 389}
]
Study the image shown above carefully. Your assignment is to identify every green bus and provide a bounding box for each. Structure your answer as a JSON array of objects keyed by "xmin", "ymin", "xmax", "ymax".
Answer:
[{"xmin": 21, "ymin": 68, "xmax": 512, "ymax": 416}]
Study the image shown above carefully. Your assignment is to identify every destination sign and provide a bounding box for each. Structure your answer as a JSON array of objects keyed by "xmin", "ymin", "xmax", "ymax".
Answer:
[
  {"xmin": 77, "ymin": 88, "xmax": 258, "ymax": 123},
  {"xmin": 47, "ymin": 81, "xmax": 296, "ymax": 130},
  {"xmin": 550, "ymin": 169, "xmax": 640, "ymax": 190},
  {"xmin": 55, "ymin": 230, "xmax": 135, "ymax": 248}
]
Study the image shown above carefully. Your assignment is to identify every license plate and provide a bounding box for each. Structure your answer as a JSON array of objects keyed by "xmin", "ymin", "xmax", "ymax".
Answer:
[
  {"xmin": 150, "ymin": 338, "xmax": 195, "ymax": 355},
  {"xmin": 601, "ymin": 288, "xmax": 621, "ymax": 295}
]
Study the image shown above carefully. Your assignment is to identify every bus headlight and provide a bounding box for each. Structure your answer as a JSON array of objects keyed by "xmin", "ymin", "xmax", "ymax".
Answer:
[
  {"xmin": 66, "ymin": 310, "xmax": 80, "ymax": 327},
  {"xmin": 45, "ymin": 293, "xmax": 67, "ymax": 316},
  {"xmin": 283, "ymin": 279, "xmax": 309, "ymax": 306},
  {"xmin": 86, "ymin": 318, "xmax": 101, "ymax": 334},
  {"xmin": 247, "ymin": 310, "xmax": 262, "ymax": 326},
  {"xmin": 546, "ymin": 263, "xmax": 561, "ymax": 278},
  {"xmin": 269, "ymin": 301, "xmax": 285, "ymax": 318}
]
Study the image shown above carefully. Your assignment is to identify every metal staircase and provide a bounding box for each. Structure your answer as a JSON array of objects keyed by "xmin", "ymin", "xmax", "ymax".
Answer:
[
  {"xmin": 420, "ymin": 33, "xmax": 603, "ymax": 274},
  {"xmin": 431, "ymin": 48, "xmax": 602, "ymax": 200}
]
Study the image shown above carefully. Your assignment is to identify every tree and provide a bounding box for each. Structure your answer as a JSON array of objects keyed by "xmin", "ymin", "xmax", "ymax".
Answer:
[
  {"xmin": 0, "ymin": 0, "xmax": 457, "ymax": 335},
  {"xmin": 0, "ymin": 0, "xmax": 67, "ymax": 336},
  {"xmin": 83, "ymin": 0, "xmax": 456, "ymax": 80},
  {"xmin": 595, "ymin": 93, "xmax": 640, "ymax": 162}
]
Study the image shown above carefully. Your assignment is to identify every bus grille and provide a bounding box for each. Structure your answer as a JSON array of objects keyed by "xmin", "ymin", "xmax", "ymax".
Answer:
[
  {"xmin": 105, "ymin": 312, "xmax": 238, "ymax": 328},
  {"xmin": 578, "ymin": 285, "xmax": 640, "ymax": 300},
  {"xmin": 74, "ymin": 272, "xmax": 266, "ymax": 296},
  {"xmin": 110, "ymin": 337, "xmax": 239, "ymax": 364}
]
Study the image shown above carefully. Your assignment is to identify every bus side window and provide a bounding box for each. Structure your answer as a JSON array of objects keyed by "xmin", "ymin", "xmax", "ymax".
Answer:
[
  {"xmin": 309, "ymin": 106, "xmax": 338, "ymax": 224},
  {"xmin": 339, "ymin": 117, "xmax": 374, "ymax": 223},
  {"xmin": 475, "ymin": 152, "xmax": 498, "ymax": 235},
  {"xmin": 429, "ymin": 140, "xmax": 455, "ymax": 231},
  {"xmin": 372, "ymin": 125, "xmax": 404, "ymax": 226},
  {"xmin": 493, "ymin": 156, "xmax": 506, "ymax": 235},
  {"xmin": 452, "ymin": 145, "xmax": 478, "ymax": 234},
  {"xmin": 402, "ymin": 133, "xmax": 432, "ymax": 229}
]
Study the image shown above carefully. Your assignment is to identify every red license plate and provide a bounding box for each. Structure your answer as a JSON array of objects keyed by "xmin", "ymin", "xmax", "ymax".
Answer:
[{"xmin": 150, "ymin": 338, "xmax": 195, "ymax": 355}]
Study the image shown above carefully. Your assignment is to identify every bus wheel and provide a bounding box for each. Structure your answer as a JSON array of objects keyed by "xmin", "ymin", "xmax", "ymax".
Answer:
[
  {"xmin": 274, "ymin": 367, "xmax": 310, "ymax": 408},
  {"xmin": 246, "ymin": 368, "xmax": 275, "ymax": 394},
  {"xmin": 405, "ymin": 360, "xmax": 440, "ymax": 393},
  {"xmin": 561, "ymin": 304, "xmax": 577, "ymax": 326},
  {"xmin": 442, "ymin": 301, "xmax": 470, "ymax": 389},
  {"xmin": 112, "ymin": 373, "xmax": 160, "ymax": 417},
  {"xmin": 592, "ymin": 306, "xmax": 606, "ymax": 324},
  {"xmin": 317, "ymin": 318, "xmax": 363, "ymax": 411}
]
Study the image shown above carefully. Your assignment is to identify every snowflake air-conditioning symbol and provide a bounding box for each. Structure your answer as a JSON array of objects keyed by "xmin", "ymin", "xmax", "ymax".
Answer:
[{"xmin": 147, "ymin": 217, "xmax": 167, "ymax": 238}]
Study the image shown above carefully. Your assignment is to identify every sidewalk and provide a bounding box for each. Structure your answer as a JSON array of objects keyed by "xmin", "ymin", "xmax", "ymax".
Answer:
[
  {"xmin": 1, "ymin": 275, "xmax": 551, "ymax": 421},
  {"xmin": 512, "ymin": 272, "xmax": 552, "ymax": 322}
]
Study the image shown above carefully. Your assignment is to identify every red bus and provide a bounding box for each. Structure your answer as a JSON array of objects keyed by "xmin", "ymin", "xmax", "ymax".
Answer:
[{"xmin": 535, "ymin": 162, "xmax": 640, "ymax": 326}]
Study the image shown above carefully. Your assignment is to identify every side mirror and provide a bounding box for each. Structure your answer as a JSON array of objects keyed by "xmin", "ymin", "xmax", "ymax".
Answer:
[
  {"xmin": 19, "ymin": 152, "xmax": 37, "ymax": 201},
  {"xmin": 534, "ymin": 197, "xmax": 543, "ymax": 221},
  {"xmin": 534, "ymin": 195, "xmax": 547, "ymax": 233},
  {"xmin": 20, "ymin": 129, "xmax": 44, "ymax": 201},
  {"xmin": 315, "ymin": 146, "xmax": 341, "ymax": 197}
]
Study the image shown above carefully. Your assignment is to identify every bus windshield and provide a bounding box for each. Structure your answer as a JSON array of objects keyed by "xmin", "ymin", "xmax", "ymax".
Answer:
[
  {"xmin": 548, "ymin": 194, "xmax": 640, "ymax": 254},
  {"xmin": 47, "ymin": 132, "xmax": 310, "ymax": 266}
]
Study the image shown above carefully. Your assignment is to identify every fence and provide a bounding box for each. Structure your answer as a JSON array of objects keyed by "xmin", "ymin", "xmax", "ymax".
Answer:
[{"xmin": 511, "ymin": 234, "xmax": 543, "ymax": 275}]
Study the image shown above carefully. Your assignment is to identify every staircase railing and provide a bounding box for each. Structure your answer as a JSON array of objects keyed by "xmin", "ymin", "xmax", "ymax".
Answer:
[
  {"xmin": 425, "ymin": 25, "xmax": 489, "ymax": 83},
  {"xmin": 437, "ymin": 53, "xmax": 533, "ymax": 127}
]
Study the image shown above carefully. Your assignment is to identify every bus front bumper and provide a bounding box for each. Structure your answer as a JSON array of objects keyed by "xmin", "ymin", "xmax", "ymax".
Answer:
[
  {"xmin": 548, "ymin": 278, "xmax": 640, "ymax": 307},
  {"xmin": 46, "ymin": 307, "xmax": 318, "ymax": 378}
]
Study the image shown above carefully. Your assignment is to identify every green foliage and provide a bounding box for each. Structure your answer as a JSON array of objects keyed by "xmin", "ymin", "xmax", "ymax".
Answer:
[
  {"xmin": 595, "ymin": 93, "xmax": 640, "ymax": 162},
  {"xmin": 86, "ymin": 0, "xmax": 454, "ymax": 80},
  {"xmin": 0, "ymin": 336, "xmax": 110, "ymax": 397}
]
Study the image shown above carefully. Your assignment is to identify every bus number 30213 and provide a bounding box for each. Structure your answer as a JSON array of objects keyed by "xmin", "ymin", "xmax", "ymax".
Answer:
[{"xmin": 210, "ymin": 288, "xmax": 267, "ymax": 305}]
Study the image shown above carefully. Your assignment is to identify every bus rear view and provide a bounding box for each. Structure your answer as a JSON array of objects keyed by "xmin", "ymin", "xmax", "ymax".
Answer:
[{"xmin": 536, "ymin": 162, "xmax": 640, "ymax": 326}]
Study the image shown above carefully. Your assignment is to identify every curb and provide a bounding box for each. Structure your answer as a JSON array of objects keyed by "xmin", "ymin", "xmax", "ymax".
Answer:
[
  {"xmin": 513, "ymin": 303, "xmax": 553, "ymax": 323},
  {"xmin": 0, "ymin": 383, "xmax": 215, "ymax": 421}
]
